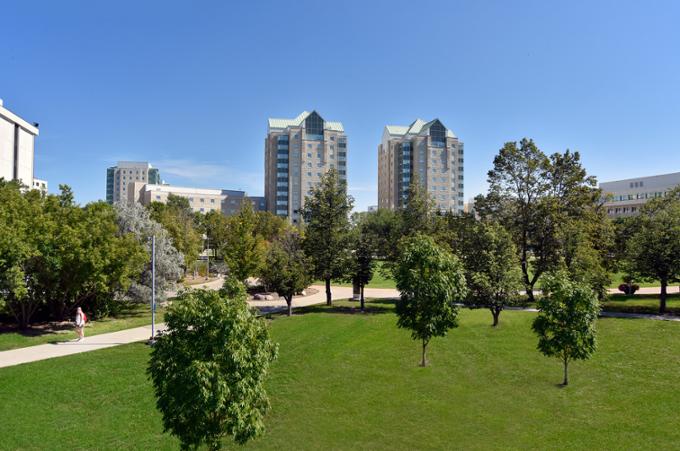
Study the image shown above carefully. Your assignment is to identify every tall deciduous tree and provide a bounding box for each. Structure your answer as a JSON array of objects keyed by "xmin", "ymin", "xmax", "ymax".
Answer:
[
  {"xmin": 302, "ymin": 169, "xmax": 354, "ymax": 306},
  {"xmin": 394, "ymin": 234, "xmax": 467, "ymax": 366},
  {"xmin": 221, "ymin": 199, "xmax": 266, "ymax": 283},
  {"xmin": 454, "ymin": 220, "xmax": 523, "ymax": 327},
  {"xmin": 532, "ymin": 272, "xmax": 599, "ymax": 386},
  {"xmin": 149, "ymin": 194, "xmax": 203, "ymax": 274},
  {"xmin": 476, "ymin": 139, "xmax": 605, "ymax": 301},
  {"xmin": 148, "ymin": 289, "xmax": 278, "ymax": 450},
  {"xmin": 259, "ymin": 230, "xmax": 311, "ymax": 316},
  {"xmin": 627, "ymin": 187, "xmax": 680, "ymax": 314}
]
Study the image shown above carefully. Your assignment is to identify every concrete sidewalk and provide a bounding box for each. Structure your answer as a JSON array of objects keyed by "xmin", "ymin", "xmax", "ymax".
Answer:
[{"xmin": 0, "ymin": 285, "xmax": 399, "ymax": 369}]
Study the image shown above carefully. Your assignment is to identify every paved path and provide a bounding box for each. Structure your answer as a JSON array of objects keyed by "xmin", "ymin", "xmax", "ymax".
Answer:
[
  {"xmin": 607, "ymin": 285, "xmax": 680, "ymax": 295},
  {"xmin": 4, "ymin": 283, "xmax": 678, "ymax": 370},
  {"xmin": 0, "ymin": 285, "xmax": 399, "ymax": 369}
]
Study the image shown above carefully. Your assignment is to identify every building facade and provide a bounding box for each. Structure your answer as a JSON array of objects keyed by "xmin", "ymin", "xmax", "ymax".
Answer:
[
  {"xmin": 0, "ymin": 99, "xmax": 41, "ymax": 189},
  {"xmin": 600, "ymin": 172, "xmax": 680, "ymax": 217},
  {"xmin": 378, "ymin": 118, "xmax": 464, "ymax": 212},
  {"xmin": 131, "ymin": 183, "xmax": 264, "ymax": 216},
  {"xmin": 106, "ymin": 161, "xmax": 161, "ymax": 204},
  {"xmin": 265, "ymin": 111, "xmax": 347, "ymax": 223}
]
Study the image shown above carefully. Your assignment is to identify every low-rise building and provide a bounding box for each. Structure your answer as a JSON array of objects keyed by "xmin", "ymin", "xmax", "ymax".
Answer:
[
  {"xmin": 600, "ymin": 171, "xmax": 680, "ymax": 217},
  {"xmin": 32, "ymin": 178, "xmax": 48, "ymax": 194},
  {"xmin": 131, "ymin": 182, "xmax": 264, "ymax": 216}
]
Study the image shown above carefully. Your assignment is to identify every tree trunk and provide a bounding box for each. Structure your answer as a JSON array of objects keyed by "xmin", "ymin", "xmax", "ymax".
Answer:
[
  {"xmin": 325, "ymin": 277, "xmax": 332, "ymax": 306},
  {"xmin": 660, "ymin": 279, "xmax": 668, "ymax": 315},
  {"xmin": 360, "ymin": 284, "xmax": 365, "ymax": 312},
  {"xmin": 286, "ymin": 295, "xmax": 293, "ymax": 317},
  {"xmin": 562, "ymin": 355, "xmax": 569, "ymax": 386},
  {"xmin": 420, "ymin": 339, "xmax": 429, "ymax": 367},
  {"xmin": 491, "ymin": 308, "xmax": 500, "ymax": 327}
]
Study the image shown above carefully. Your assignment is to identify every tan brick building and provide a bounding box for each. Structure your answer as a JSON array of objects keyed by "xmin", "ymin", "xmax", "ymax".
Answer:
[
  {"xmin": 264, "ymin": 111, "xmax": 347, "ymax": 224},
  {"xmin": 378, "ymin": 118, "xmax": 464, "ymax": 212}
]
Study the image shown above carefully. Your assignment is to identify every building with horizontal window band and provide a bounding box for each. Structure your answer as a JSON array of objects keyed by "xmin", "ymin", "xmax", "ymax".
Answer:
[{"xmin": 600, "ymin": 171, "xmax": 680, "ymax": 217}]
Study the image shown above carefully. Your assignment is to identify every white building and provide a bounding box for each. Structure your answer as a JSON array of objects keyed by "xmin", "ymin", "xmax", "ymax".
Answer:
[
  {"xmin": 0, "ymin": 99, "xmax": 41, "ymax": 189},
  {"xmin": 600, "ymin": 171, "xmax": 680, "ymax": 217},
  {"xmin": 32, "ymin": 178, "xmax": 48, "ymax": 194}
]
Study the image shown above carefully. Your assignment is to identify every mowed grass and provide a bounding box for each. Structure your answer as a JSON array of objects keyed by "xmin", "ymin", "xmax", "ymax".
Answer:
[
  {"xmin": 1, "ymin": 301, "xmax": 679, "ymax": 450},
  {"xmin": 604, "ymin": 292, "xmax": 680, "ymax": 315},
  {"xmin": 0, "ymin": 303, "xmax": 165, "ymax": 352}
]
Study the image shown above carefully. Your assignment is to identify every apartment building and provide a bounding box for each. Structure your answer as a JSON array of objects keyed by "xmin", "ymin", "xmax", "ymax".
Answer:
[
  {"xmin": 106, "ymin": 161, "xmax": 161, "ymax": 204},
  {"xmin": 600, "ymin": 171, "xmax": 680, "ymax": 217},
  {"xmin": 378, "ymin": 118, "xmax": 464, "ymax": 212},
  {"xmin": 0, "ymin": 99, "xmax": 42, "ymax": 189},
  {"xmin": 265, "ymin": 111, "xmax": 347, "ymax": 223},
  {"xmin": 130, "ymin": 183, "xmax": 265, "ymax": 216}
]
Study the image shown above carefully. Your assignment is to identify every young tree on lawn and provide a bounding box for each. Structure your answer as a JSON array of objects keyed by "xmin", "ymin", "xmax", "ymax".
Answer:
[
  {"xmin": 259, "ymin": 230, "xmax": 311, "ymax": 316},
  {"xmin": 532, "ymin": 272, "xmax": 599, "ymax": 386},
  {"xmin": 302, "ymin": 169, "xmax": 354, "ymax": 306},
  {"xmin": 456, "ymin": 221, "xmax": 523, "ymax": 327},
  {"xmin": 148, "ymin": 289, "xmax": 278, "ymax": 450},
  {"xmin": 344, "ymin": 220, "xmax": 376, "ymax": 311},
  {"xmin": 627, "ymin": 187, "xmax": 680, "ymax": 314},
  {"xmin": 221, "ymin": 199, "xmax": 266, "ymax": 283},
  {"xmin": 394, "ymin": 234, "xmax": 467, "ymax": 366}
]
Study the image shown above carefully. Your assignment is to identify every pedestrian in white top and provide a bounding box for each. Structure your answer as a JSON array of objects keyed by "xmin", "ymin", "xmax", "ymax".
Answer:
[{"xmin": 75, "ymin": 307, "xmax": 87, "ymax": 341}]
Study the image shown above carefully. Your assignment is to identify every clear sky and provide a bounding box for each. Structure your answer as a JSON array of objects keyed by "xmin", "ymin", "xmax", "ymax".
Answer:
[{"xmin": 2, "ymin": 0, "xmax": 679, "ymax": 211}]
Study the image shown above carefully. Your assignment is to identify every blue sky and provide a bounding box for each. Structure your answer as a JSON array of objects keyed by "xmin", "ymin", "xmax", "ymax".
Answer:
[{"xmin": 2, "ymin": 0, "xmax": 679, "ymax": 211}]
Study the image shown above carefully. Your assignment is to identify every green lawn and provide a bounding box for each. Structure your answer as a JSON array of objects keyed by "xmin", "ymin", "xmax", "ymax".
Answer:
[
  {"xmin": 1, "ymin": 301, "xmax": 679, "ymax": 450},
  {"xmin": 0, "ymin": 302, "xmax": 165, "ymax": 352},
  {"xmin": 314, "ymin": 261, "xmax": 397, "ymax": 289},
  {"xmin": 603, "ymin": 292, "xmax": 680, "ymax": 315}
]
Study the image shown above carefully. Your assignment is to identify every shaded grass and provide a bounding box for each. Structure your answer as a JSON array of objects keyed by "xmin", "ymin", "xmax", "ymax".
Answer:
[
  {"xmin": 1, "ymin": 300, "xmax": 679, "ymax": 450},
  {"xmin": 0, "ymin": 303, "xmax": 167, "ymax": 352},
  {"xmin": 314, "ymin": 261, "xmax": 397, "ymax": 289},
  {"xmin": 603, "ymin": 292, "xmax": 680, "ymax": 316}
]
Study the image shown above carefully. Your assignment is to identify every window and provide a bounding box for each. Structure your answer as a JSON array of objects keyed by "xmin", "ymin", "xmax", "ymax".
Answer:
[
  {"xmin": 211, "ymin": 199, "xmax": 215, "ymax": 204},
  {"xmin": 305, "ymin": 111, "xmax": 324, "ymax": 139},
  {"xmin": 430, "ymin": 120, "xmax": 446, "ymax": 147},
  {"xmin": 200, "ymin": 198, "xmax": 205, "ymax": 203},
  {"xmin": 307, "ymin": 152, "xmax": 312, "ymax": 157}
]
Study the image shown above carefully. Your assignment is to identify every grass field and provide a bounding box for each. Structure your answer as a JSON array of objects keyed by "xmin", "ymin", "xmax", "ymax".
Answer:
[
  {"xmin": 1, "ymin": 300, "xmax": 679, "ymax": 450},
  {"xmin": 0, "ymin": 303, "xmax": 164, "ymax": 352},
  {"xmin": 604, "ymin": 292, "xmax": 680, "ymax": 315}
]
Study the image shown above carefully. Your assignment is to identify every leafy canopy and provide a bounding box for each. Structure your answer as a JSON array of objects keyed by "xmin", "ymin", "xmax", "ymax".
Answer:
[
  {"xmin": 394, "ymin": 234, "xmax": 467, "ymax": 365},
  {"xmin": 148, "ymin": 289, "xmax": 278, "ymax": 450}
]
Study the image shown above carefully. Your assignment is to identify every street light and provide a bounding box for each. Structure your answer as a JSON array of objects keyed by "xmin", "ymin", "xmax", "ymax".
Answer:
[{"xmin": 148, "ymin": 235, "xmax": 157, "ymax": 345}]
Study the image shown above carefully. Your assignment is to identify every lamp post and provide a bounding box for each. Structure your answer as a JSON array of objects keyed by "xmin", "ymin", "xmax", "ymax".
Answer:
[
  {"xmin": 149, "ymin": 235, "xmax": 157, "ymax": 345},
  {"xmin": 205, "ymin": 233, "xmax": 210, "ymax": 281}
]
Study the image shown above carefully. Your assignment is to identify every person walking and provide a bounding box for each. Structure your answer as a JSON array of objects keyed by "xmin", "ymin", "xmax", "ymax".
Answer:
[{"xmin": 74, "ymin": 307, "xmax": 87, "ymax": 341}]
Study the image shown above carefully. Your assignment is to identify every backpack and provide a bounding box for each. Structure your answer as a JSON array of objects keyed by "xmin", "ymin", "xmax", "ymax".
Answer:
[{"xmin": 82, "ymin": 312, "xmax": 88, "ymax": 324}]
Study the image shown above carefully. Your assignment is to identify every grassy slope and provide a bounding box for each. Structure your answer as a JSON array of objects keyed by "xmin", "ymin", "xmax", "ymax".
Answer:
[
  {"xmin": 0, "ymin": 303, "xmax": 164, "ymax": 352},
  {"xmin": 1, "ymin": 302, "xmax": 679, "ymax": 450}
]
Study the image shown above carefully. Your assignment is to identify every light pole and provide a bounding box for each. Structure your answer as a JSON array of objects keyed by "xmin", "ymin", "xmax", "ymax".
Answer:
[
  {"xmin": 205, "ymin": 233, "xmax": 210, "ymax": 280},
  {"xmin": 149, "ymin": 235, "xmax": 157, "ymax": 345}
]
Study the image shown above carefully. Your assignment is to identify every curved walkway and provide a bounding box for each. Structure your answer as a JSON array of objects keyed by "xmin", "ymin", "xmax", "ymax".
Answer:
[{"xmin": 0, "ymin": 285, "xmax": 398, "ymax": 369}]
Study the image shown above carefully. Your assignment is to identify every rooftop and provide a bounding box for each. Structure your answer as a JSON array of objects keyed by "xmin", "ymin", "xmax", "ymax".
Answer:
[
  {"xmin": 0, "ymin": 102, "xmax": 39, "ymax": 136},
  {"xmin": 268, "ymin": 110, "xmax": 344, "ymax": 132},
  {"xmin": 385, "ymin": 118, "xmax": 456, "ymax": 138}
]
